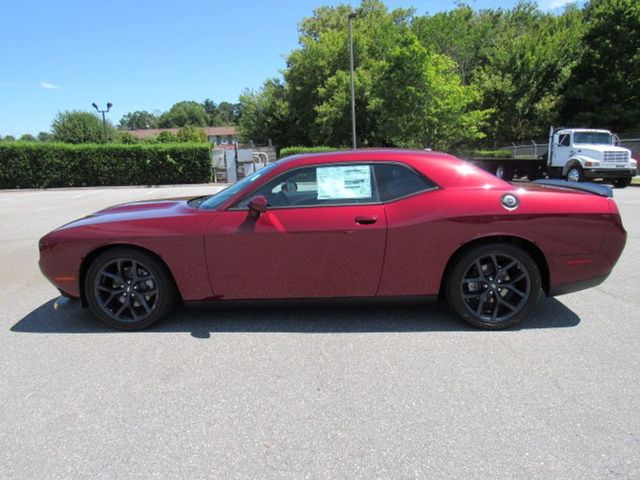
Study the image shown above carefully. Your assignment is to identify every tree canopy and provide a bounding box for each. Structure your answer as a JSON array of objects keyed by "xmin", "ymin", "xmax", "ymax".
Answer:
[
  {"xmin": 119, "ymin": 110, "xmax": 159, "ymax": 130},
  {"xmin": 238, "ymin": 0, "xmax": 636, "ymax": 149},
  {"xmin": 560, "ymin": 0, "xmax": 640, "ymax": 132},
  {"xmin": 51, "ymin": 111, "xmax": 115, "ymax": 143}
]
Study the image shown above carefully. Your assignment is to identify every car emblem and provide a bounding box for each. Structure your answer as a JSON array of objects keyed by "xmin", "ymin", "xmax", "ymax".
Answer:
[{"xmin": 501, "ymin": 193, "xmax": 519, "ymax": 211}]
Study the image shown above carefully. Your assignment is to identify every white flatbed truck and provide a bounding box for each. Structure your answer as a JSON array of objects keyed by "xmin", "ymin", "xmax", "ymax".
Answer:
[{"xmin": 469, "ymin": 127, "xmax": 637, "ymax": 188}]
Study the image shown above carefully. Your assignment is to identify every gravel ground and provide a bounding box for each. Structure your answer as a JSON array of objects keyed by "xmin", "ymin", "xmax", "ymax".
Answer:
[{"xmin": 0, "ymin": 184, "xmax": 639, "ymax": 479}]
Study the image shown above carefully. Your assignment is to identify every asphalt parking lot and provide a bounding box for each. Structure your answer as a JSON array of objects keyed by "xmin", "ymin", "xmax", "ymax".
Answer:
[{"xmin": 1, "ymin": 184, "xmax": 639, "ymax": 479}]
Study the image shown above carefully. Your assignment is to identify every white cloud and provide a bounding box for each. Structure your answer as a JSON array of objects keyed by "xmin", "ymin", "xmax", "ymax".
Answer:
[{"xmin": 40, "ymin": 81, "xmax": 60, "ymax": 90}]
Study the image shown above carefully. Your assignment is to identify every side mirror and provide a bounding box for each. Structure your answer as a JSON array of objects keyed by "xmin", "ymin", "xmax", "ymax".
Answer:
[{"xmin": 248, "ymin": 195, "xmax": 268, "ymax": 217}]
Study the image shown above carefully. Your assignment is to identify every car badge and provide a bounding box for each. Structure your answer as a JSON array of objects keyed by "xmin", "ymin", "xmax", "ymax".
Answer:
[{"xmin": 501, "ymin": 193, "xmax": 519, "ymax": 211}]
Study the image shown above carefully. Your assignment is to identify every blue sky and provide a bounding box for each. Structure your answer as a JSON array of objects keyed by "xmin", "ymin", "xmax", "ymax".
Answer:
[{"xmin": 0, "ymin": 0, "xmax": 572, "ymax": 137}]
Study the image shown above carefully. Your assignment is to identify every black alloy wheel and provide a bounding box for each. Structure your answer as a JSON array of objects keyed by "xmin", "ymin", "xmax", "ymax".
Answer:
[
  {"xmin": 446, "ymin": 243, "xmax": 541, "ymax": 329},
  {"xmin": 85, "ymin": 248, "xmax": 177, "ymax": 330}
]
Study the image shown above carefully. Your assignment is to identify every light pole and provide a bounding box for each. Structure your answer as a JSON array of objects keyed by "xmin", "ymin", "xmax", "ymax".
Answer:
[
  {"xmin": 348, "ymin": 13, "xmax": 357, "ymax": 149},
  {"xmin": 92, "ymin": 102, "xmax": 112, "ymax": 142}
]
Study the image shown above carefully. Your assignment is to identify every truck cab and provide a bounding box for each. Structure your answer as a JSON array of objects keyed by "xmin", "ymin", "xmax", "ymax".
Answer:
[{"xmin": 549, "ymin": 128, "xmax": 637, "ymax": 187}]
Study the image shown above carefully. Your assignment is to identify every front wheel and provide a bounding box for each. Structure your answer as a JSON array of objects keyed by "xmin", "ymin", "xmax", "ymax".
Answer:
[
  {"xmin": 566, "ymin": 166, "xmax": 584, "ymax": 182},
  {"xmin": 446, "ymin": 244, "xmax": 542, "ymax": 329},
  {"xmin": 613, "ymin": 177, "xmax": 631, "ymax": 188},
  {"xmin": 85, "ymin": 248, "xmax": 177, "ymax": 330}
]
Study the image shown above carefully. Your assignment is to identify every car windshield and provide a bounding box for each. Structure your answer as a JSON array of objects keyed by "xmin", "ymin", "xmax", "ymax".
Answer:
[
  {"xmin": 573, "ymin": 132, "xmax": 612, "ymax": 145},
  {"xmin": 197, "ymin": 162, "xmax": 278, "ymax": 210}
]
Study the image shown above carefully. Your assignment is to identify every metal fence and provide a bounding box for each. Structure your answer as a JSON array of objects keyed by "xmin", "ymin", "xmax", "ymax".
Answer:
[{"xmin": 498, "ymin": 137, "xmax": 640, "ymax": 160}]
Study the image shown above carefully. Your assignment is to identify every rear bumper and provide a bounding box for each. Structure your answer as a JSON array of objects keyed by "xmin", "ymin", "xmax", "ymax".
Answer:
[
  {"xmin": 549, "ymin": 273, "xmax": 609, "ymax": 296},
  {"xmin": 584, "ymin": 168, "xmax": 637, "ymax": 179}
]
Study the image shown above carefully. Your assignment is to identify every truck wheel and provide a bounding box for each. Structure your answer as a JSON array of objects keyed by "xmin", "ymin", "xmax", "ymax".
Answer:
[
  {"xmin": 495, "ymin": 165, "xmax": 514, "ymax": 181},
  {"xmin": 613, "ymin": 178, "xmax": 631, "ymax": 188},
  {"xmin": 566, "ymin": 166, "xmax": 584, "ymax": 182}
]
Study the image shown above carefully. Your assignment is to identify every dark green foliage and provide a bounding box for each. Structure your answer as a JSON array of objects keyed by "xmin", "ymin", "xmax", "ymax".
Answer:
[
  {"xmin": 561, "ymin": 0, "xmax": 640, "ymax": 131},
  {"xmin": 472, "ymin": 149, "xmax": 512, "ymax": 158},
  {"xmin": 115, "ymin": 131, "xmax": 141, "ymax": 144},
  {"xmin": 0, "ymin": 143, "xmax": 211, "ymax": 189},
  {"xmin": 37, "ymin": 132, "xmax": 53, "ymax": 142},
  {"xmin": 19, "ymin": 134, "xmax": 36, "ymax": 142},
  {"xmin": 118, "ymin": 110, "xmax": 159, "ymax": 130},
  {"xmin": 177, "ymin": 125, "xmax": 209, "ymax": 143},
  {"xmin": 3, "ymin": 136, "xmax": 16, "ymax": 142},
  {"xmin": 52, "ymin": 111, "xmax": 115, "ymax": 143},
  {"xmin": 158, "ymin": 101, "xmax": 209, "ymax": 128},
  {"xmin": 156, "ymin": 131, "xmax": 179, "ymax": 143},
  {"xmin": 279, "ymin": 146, "xmax": 339, "ymax": 157}
]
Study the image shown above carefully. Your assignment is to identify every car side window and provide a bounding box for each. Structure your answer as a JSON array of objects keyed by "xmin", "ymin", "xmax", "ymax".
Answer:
[
  {"xmin": 235, "ymin": 164, "xmax": 378, "ymax": 208},
  {"xmin": 374, "ymin": 164, "xmax": 436, "ymax": 202}
]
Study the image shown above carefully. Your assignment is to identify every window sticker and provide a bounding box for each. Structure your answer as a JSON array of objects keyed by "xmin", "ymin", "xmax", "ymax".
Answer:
[{"xmin": 317, "ymin": 165, "xmax": 372, "ymax": 200}]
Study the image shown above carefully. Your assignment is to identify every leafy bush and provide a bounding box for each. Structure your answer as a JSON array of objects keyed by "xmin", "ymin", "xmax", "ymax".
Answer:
[
  {"xmin": 472, "ymin": 149, "xmax": 512, "ymax": 158},
  {"xmin": 52, "ymin": 111, "xmax": 115, "ymax": 143},
  {"xmin": 279, "ymin": 146, "xmax": 340, "ymax": 158},
  {"xmin": 0, "ymin": 142, "xmax": 211, "ymax": 188}
]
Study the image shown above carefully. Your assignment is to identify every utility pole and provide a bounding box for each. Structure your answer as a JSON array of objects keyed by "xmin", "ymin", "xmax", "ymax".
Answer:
[
  {"xmin": 92, "ymin": 102, "xmax": 113, "ymax": 142},
  {"xmin": 348, "ymin": 13, "xmax": 357, "ymax": 149}
]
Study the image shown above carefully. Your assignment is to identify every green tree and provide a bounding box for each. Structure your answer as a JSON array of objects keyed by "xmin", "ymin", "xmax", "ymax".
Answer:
[
  {"xmin": 2, "ymin": 135, "xmax": 15, "ymax": 142},
  {"xmin": 155, "ymin": 131, "xmax": 178, "ymax": 143},
  {"xmin": 51, "ymin": 111, "xmax": 114, "ymax": 143},
  {"xmin": 18, "ymin": 134, "xmax": 36, "ymax": 142},
  {"xmin": 114, "ymin": 131, "xmax": 141, "ymax": 144},
  {"xmin": 158, "ymin": 101, "xmax": 208, "ymax": 128},
  {"xmin": 177, "ymin": 125, "xmax": 209, "ymax": 143},
  {"xmin": 370, "ymin": 37, "xmax": 490, "ymax": 149},
  {"xmin": 238, "ymin": 79, "xmax": 290, "ymax": 146},
  {"xmin": 560, "ymin": 0, "xmax": 640, "ymax": 132},
  {"xmin": 37, "ymin": 131, "xmax": 53, "ymax": 142},
  {"xmin": 118, "ymin": 110, "xmax": 159, "ymax": 129}
]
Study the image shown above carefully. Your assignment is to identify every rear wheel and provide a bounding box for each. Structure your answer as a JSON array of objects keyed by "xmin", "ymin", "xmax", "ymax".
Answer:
[
  {"xmin": 613, "ymin": 177, "xmax": 631, "ymax": 188},
  {"xmin": 85, "ymin": 248, "xmax": 177, "ymax": 330},
  {"xmin": 495, "ymin": 164, "xmax": 514, "ymax": 181},
  {"xmin": 566, "ymin": 166, "xmax": 584, "ymax": 182},
  {"xmin": 446, "ymin": 243, "xmax": 541, "ymax": 329}
]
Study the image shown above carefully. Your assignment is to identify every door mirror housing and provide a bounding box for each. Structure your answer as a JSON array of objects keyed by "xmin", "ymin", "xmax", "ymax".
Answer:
[{"xmin": 248, "ymin": 195, "xmax": 268, "ymax": 216}]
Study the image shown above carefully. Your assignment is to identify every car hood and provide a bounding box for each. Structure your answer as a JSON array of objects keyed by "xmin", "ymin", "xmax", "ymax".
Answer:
[
  {"xmin": 573, "ymin": 144, "xmax": 629, "ymax": 153},
  {"xmin": 56, "ymin": 197, "xmax": 202, "ymax": 231}
]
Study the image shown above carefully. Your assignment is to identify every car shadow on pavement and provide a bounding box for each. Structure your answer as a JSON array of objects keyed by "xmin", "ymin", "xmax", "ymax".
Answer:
[{"xmin": 11, "ymin": 297, "xmax": 580, "ymax": 337}]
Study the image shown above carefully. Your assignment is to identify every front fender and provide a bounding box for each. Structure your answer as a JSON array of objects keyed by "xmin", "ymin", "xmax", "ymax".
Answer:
[{"xmin": 562, "ymin": 157, "xmax": 587, "ymax": 176}]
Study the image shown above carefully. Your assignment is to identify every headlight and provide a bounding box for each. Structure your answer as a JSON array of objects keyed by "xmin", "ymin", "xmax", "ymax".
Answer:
[
  {"xmin": 584, "ymin": 160, "xmax": 600, "ymax": 167},
  {"xmin": 630, "ymin": 158, "xmax": 638, "ymax": 168}
]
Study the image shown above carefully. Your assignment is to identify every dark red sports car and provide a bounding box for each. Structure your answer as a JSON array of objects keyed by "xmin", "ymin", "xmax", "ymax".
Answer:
[{"xmin": 39, "ymin": 149, "xmax": 626, "ymax": 330}]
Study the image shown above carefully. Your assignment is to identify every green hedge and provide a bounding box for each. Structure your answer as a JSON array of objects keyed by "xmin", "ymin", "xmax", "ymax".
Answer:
[
  {"xmin": 472, "ymin": 149, "xmax": 512, "ymax": 158},
  {"xmin": 0, "ymin": 142, "xmax": 211, "ymax": 188},
  {"xmin": 279, "ymin": 146, "xmax": 340, "ymax": 158}
]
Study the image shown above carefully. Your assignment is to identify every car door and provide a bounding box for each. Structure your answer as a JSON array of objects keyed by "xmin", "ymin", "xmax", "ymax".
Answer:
[{"xmin": 204, "ymin": 163, "xmax": 387, "ymax": 300}]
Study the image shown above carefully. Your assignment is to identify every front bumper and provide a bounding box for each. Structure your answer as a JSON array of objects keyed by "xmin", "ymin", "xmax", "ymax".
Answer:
[{"xmin": 584, "ymin": 168, "xmax": 637, "ymax": 179}]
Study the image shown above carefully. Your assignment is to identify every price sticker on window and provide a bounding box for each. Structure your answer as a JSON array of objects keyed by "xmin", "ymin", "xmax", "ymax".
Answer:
[{"xmin": 317, "ymin": 165, "xmax": 372, "ymax": 200}]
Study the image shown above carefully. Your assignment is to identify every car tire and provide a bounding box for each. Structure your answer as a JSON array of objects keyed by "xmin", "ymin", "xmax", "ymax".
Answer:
[
  {"xmin": 85, "ymin": 247, "xmax": 177, "ymax": 330},
  {"xmin": 566, "ymin": 166, "xmax": 584, "ymax": 182},
  {"xmin": 446, "ymin": 243, "xmax": 542, "ymax": 330},
  {"xmin": 613, "ymin": 177, "xmax": 631, "ymax": 188}
]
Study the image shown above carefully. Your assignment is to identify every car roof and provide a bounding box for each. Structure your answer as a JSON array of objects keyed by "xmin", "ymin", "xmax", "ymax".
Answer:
[{"xmin": 275, "ymin": 148, "xmax": 506, "ymax": 189}]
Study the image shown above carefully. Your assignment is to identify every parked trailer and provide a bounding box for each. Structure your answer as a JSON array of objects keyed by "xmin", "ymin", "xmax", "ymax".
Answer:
[{"xmin": 467, "ymin": 127, "xmax": 638, "ymax": 188}]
